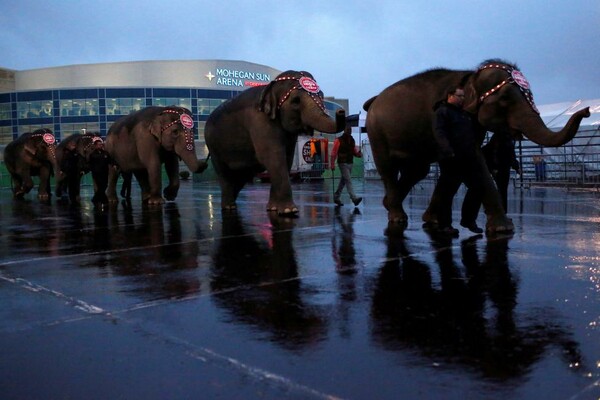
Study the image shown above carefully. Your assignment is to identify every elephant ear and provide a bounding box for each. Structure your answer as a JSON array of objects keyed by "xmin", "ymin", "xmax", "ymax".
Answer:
[
  {"xmin": 461, "ymin": 72, "xmax": 479, "ymax": 114},
  {"xmin": 258, "ymin": 81, "xmax": 279, "ymax": 120},
  {"xmin": 149, "ymin": 119, "xmax": 163, "ymax": 141},
  {"xmin": 24, "ymin": 143, "xmax": 37, "ymax": 157}
]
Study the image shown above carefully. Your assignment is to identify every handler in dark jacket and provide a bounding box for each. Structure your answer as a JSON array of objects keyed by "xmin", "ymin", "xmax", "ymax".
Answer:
[
  {"xmin": 430, "ymin": 86, "xmax": 486, "ymax": 235},
  {"xmin": 88, "ymin": 137, "xmax": 111, "ymax": 207}
]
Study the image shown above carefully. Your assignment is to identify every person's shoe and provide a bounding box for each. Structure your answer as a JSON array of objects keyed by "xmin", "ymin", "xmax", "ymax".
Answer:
[
  {"xmin": 352, "ymin": 197, "xmax": 362, "ymax": 206},
  {"xmin": 334, "ymin": 198, "xmax": 343, "ymax": 206},
  {"xmin": 460, "ymin": 221, "xmax": 483, "ymax": 234}
]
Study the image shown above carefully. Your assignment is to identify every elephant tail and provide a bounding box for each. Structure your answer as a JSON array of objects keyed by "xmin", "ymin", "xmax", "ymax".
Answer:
[{"xmin": 363, "ymin": 96, "xmax": 377, "ymax": 112}]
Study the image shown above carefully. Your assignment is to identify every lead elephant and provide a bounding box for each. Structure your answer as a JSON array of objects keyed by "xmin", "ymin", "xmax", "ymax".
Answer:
[
  {"xmin": 56, "ymin": 133, "xmax": 111, "ymax": 206},
  {"xmin": 205, "ymin": 70, "xmax": 346, "ymax": 215},
  {"xmin": 4, "ymin": 128, "xmax": 60, "ymax": 201},
  {"xmin": 363, "ymin": 59, "xmax": 590, "ymax": 233},
  {"xmin": 105, "ymin": 106, "xmax": 208, "ymax": 205}
]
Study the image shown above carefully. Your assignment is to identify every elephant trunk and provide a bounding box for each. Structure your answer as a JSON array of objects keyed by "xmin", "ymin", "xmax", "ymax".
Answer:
[
  {"xmin": 513, "ymin": 106, "xmax": 590, "ymax": 147},
  {"xmin": 179, "ymin": 147, "xmax": 208, "ymax": 173},
  {"xmin": 49, "ymin": 147, "xmax": 61, "ymax": 180},
  {"xmin": 306, "ymin": 109, "xmax": 346, "ymax": 134}
]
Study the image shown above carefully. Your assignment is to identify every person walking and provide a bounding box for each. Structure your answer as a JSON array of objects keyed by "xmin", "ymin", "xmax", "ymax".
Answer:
[
  {"xmin": 461, "ymin": 132, "xmax": 521, "ymax": 230},
  {"xmin": 331, "ymin": 124, "xmax": 363, "ymax": 207},
  {"xmin": 430, "ymin": 86, "xmax": 486, "ymax": 236}
]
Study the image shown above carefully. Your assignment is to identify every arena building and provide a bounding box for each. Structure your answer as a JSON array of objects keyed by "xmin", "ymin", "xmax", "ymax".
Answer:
[{"xmin": 0, "ymin": 60, "xmax": 348, "ymax": 161}]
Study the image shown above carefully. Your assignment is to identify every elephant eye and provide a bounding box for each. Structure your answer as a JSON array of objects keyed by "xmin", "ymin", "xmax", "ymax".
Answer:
[{"xmin": 290, "ymin": 95, "xmax": 301, "ymax": 104}]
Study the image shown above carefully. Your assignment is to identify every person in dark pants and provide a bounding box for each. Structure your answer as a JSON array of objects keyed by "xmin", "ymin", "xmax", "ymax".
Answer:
[
  {"xmin": 331, "ymin": 124, "xmax": 363, "ymax": 207},
  {"xmin": 430, "ymin": 86, "xmax": 486, "ymax": 236},
  {"xmin": 88, "ymin": 139, "xmax": 111, "ymax": 207},
  {"xmin": 461, "ymin": 133, "xmax": 521, "ymax": 228},
  {"xmin": 56, "ymin": 140, "xmax": 81, "ymax": 200}
]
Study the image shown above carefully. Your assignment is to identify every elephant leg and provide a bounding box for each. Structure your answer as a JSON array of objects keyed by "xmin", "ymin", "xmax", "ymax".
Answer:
[
  {"xmin": 262, "ymin": 154, "xmax": 298, "ymax": 216},
  {"xmin": 37, "ymin": 167, "xmax": 53, "ymax": 201},
  {"xmin": 145, "ymin": 161, "xmax": 165, "ymax": 205},
  {"xmin": 474, "ymin": 152, "xmax": 513, "ymax": 234},
  {"xmin": 10, "ymin": 174, "xmax": 25, "ymax": 198},
  {"xmin": 134, "ymin": 170, "xmax": 157, "ymax": 204},
  {"xmin": 107, "ymin": 166, "xmax": 120, "ymax": 203},
  {"xmin": 385, "ymin": 161, "xmax": 430, "ymax": 224},
  {"xmin": 163, "ymin": 154, "xmax": 180, "ymax": 201},
  {"xmin": 21, "ymin": 173, "xmax": 34, "ymax": 196},
  {"xmin": 219, "ymin": 172, "xmax": 249, "ymax": 210}
]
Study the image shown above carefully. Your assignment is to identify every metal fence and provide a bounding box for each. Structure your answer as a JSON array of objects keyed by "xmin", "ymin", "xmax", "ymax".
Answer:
[{"xmin": 361, "ymin": 126, "xmax": 600, "ymax": 190}]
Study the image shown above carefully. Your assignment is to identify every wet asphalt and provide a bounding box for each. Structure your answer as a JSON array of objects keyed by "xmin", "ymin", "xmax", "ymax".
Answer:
[{"xmin": 0, "ymin": 178, "xmax": 599, "ymax": 400}]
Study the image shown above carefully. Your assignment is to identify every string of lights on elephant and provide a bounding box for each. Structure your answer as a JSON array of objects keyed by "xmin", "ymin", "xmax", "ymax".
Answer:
[{"xmin": 477, "ymin": 63, "xmax": 539, "ymax": 114}]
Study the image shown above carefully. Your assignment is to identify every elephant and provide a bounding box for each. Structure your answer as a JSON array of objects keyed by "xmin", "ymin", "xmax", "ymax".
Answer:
[
  {"xmin": 4, "ymin": 128, "xmax": 60, "ymax": 201},
  {"xmin": 363, "ymin": 59, "xmax": 590, "ymax": 233},
  {"xmin": 55, "ymin": 133, "xmax": 111, "ymax": 206},
  {"xmin": 105, "ymin": 106, "xmax": 208, "ymax": 205},
  {"xmin": 205, "ymin": 70, "xmax": 346, "ymax": 216}
]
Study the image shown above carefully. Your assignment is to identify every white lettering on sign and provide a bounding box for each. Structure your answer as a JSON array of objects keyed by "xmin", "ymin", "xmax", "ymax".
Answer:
[{"xmin": 210, "ymin": 68, "xmax": 272, "ymax": 88}]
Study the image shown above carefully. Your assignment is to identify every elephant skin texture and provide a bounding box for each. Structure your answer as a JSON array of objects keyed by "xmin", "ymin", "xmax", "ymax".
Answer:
[
  {"xmin": 205, "ymin": 70, "xmax": 346, "ymax": 216},
  {"xmin": 4, "ymin": 128, "xmax": 60, "ymax": 201},
  {"xmin": 363, "ymin": 59, "xmax": 590, "ymax": 234},
  {"xmin": 105, "ymin": 106, "xmax": 208, "ymax": 205}
]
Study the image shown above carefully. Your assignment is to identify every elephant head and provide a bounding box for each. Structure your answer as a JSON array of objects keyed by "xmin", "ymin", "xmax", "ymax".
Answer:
[
  {"xmin": 149, "ymin": 106, "xmax": 208, "ymax": 173},
  {"xmin": 24, "ymin": 128, "xmax": 60, "ymax": 176},
  {"xmin": 259, "ymin": 70, "xmax": 346, "ymax": 135},
  {"xmin": 464, "ymin": 60, "xmax": 590, "ymax": 147}
]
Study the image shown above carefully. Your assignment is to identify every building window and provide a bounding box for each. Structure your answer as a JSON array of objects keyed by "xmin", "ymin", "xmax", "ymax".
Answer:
[
  {"xmin": 105, "ymin": 98, "xmax": 143, "ymax": 115},
  {"xmin": 0, "ymin": 103, "xmax": 11, "ymax": 120},
  {"xmin": 198, "ymin": 98, "xmax": 226, "ymax": 116},
  {"xmin": 60, "ymin": 122, "xmax": 101, "ymax": 139},
  {"xmin": 18, "ymin": 124, "xmax": 54, "ymax": 136},
  {"xmin": 0, "ymin": 126, "xmax": 12, "ymax": 144},
  {"xmin": 18, "ymin": 100, "xmax": 53, "ymax": 118},
  {"xmin": 153, "ymin": 97, "xmax": 191, "ymax": 110},
  {"xmin": 60, "ymin": 99, "xmax": 99, "ymax": 117}
]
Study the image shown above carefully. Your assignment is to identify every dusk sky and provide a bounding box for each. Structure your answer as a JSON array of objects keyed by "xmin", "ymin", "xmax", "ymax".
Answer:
[{"xmin": 1, "ymin": 0, "xmax": 598, "ymax": 113}]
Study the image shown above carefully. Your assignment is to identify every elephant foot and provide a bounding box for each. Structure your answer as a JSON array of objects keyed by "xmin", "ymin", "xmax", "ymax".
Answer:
[
  {"xmin": 222, "ymin": 203, "xmax": 237, "ymax": 211},
  {"xmin": 267, "ymin": 203, "xmax": 299, "ymax": 216},
  {"xmin": 146, "ymin": 196, "xmax": 165, "ymax": 205},
  {"xmin": 387, "ymin": 210, "xmax": 408, "ymax": 224},
  {"xmin": 163, "ymin": 186, "xmax": 179, "ymax": 201},
  {"xmin": 485, "ymin": 215, "xmax": 514, "ymax": 235},
  {"xmin": 278, "ymin": 207, "xmax": 299, "ymax": 217},
  {"xmin": 385, "ymin": 221, "xmax": 408, "ymax": 237},
  {"xmin": 38, "ymin": 193, "xmax": 50, "ymax": 201}
]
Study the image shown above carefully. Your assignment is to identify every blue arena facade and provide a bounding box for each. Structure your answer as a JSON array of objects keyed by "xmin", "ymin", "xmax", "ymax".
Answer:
[{"xmin": 0, "ymin": 60, "xmax": 347, "ymax": 159}]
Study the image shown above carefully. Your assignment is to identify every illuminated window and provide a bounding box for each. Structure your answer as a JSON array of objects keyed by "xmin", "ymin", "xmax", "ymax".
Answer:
[
  {"xmin": 60, "ymin": 99, "xmax": 99, "ymax": 116},
  {"xmin": 198, "ymin": 98, "xmax": 226, "ymax": 116},
  {"xmin": 18, "ymin": 124, "xmax": 53, "ymax": 135},
  {"xmin": 60, "ymin": 122, "xmax": 101, "ymax": 138},
  {"xmin": 105, "ymin": 98, "xmax": 143, "ymax": 115},
  {"xmin": 153, "ymin": 97, "xmax": 191, "ymax": 110},
  {"xmin": 0, "ymin": 103, "xmax": 11, "ymax": 120},
  {"xmin": 18, "ymin": 100, "xmax": 53, "ymax": 118},
  {"xmin": 0, "ymin": 126, "xmax": 12, "ymax": 144}
]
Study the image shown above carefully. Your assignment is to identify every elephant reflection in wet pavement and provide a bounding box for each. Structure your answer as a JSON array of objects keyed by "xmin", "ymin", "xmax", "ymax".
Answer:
[
  {"xmin": 371, "ymin": 231, "xmax": 583, "ymax": 380},
  {"xmin": 211, "ymin": 211, "xmax": 327, "ymax": 349},
  {"xmin": 103, "ymin": 204, "xmax": 202, "ymax": 301}
]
